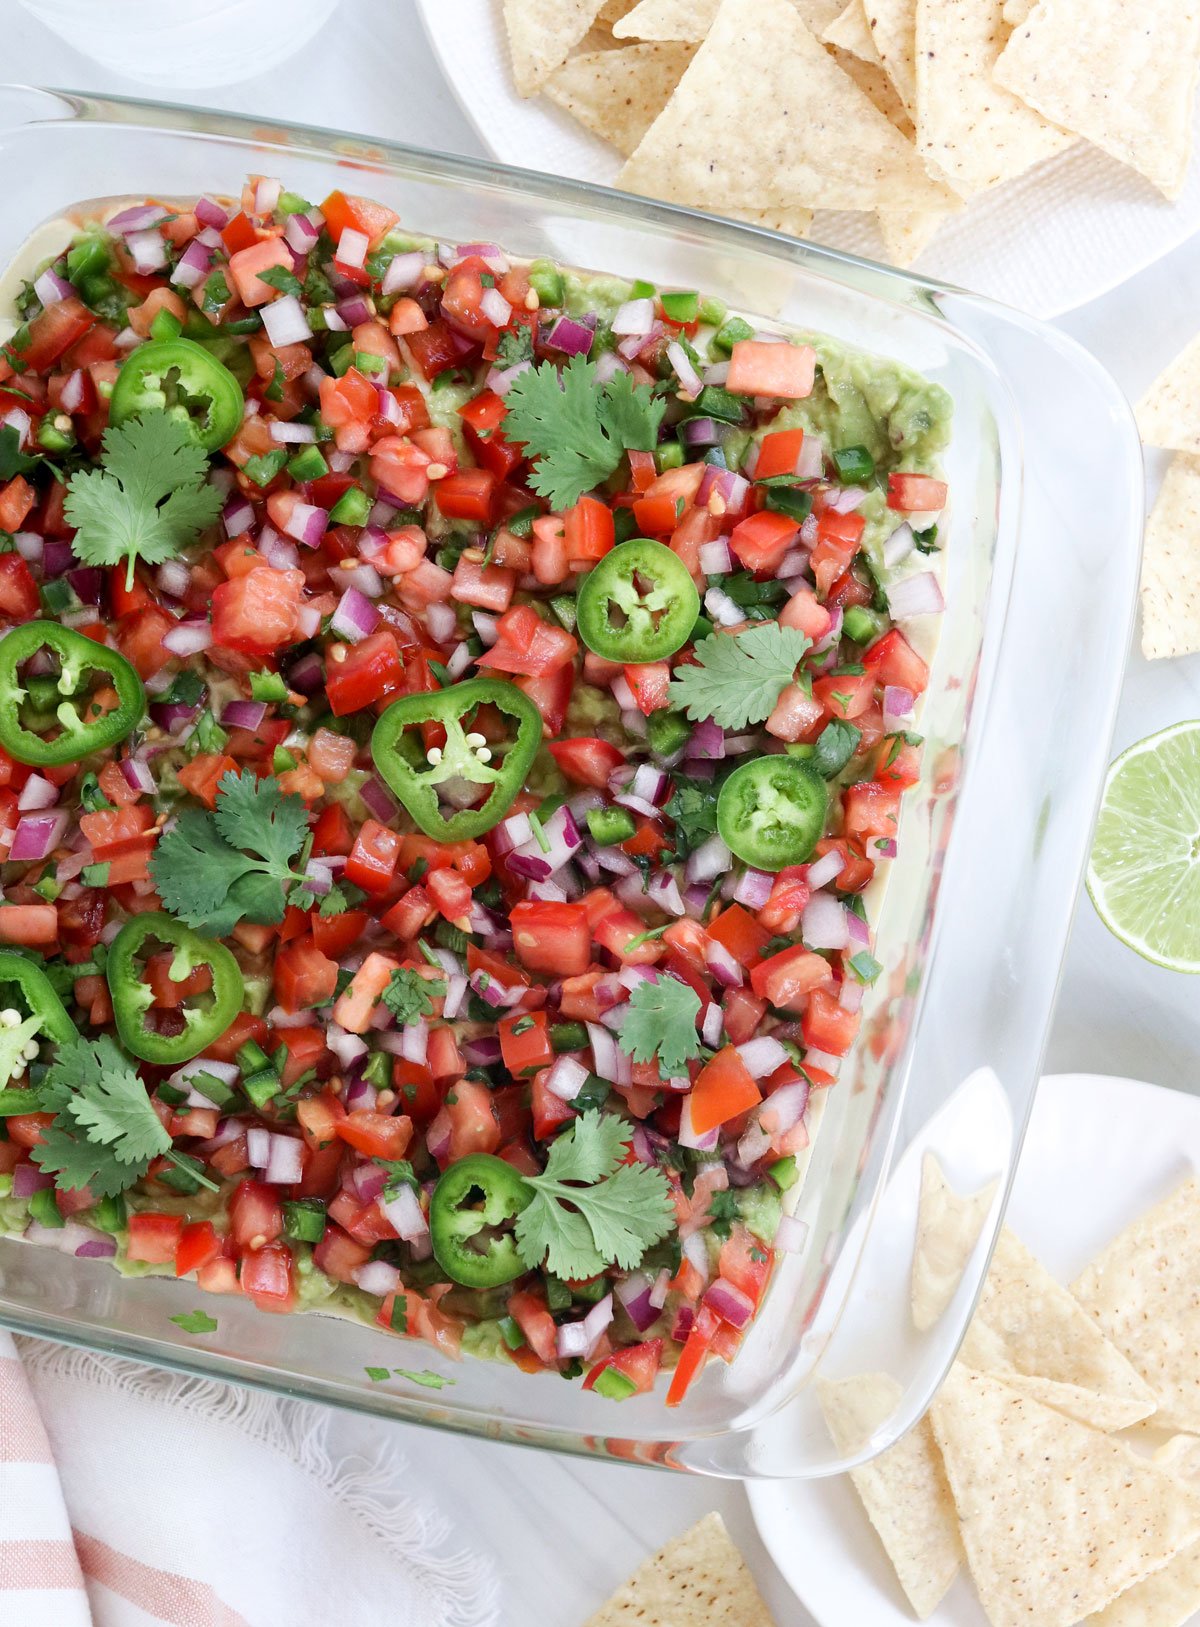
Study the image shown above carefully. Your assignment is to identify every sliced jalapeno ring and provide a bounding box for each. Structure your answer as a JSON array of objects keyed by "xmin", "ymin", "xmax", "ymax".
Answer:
[
  {"xmin": 0, "ymin": 950, "xmax": 78, "ymax": 1089},
  {"xmin": 107, "ymin": 912, "xmax": 245, "ymax": 1067},
  {"xmin": 0, "ymin": 622, "xmax": 145, "ymax": 767},
  {"xmin": 109, "ymin": 337, "xmax": 244, "ymax": 452},
  {"xmin": 370, "ymin": 677, "xmax": 543, "ymax": 842},
  {"xmin": 430, "ymin": 1153, "xmax": 532, "ymax": 1288},
  {"xmin": 716, "ymin": 755, "xmax": 828, "ymax": 871},
  {"xmin": 576, "ymin": 538, "xmax": 700, "ymax": 663}
]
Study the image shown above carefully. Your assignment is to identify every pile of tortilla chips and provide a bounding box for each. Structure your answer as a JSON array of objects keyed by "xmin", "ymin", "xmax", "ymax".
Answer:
[
  {"xmin": 1135, "ymin": 333, "xmax": 1200, "ymax": 661},
  {"xmin": 501, "ymin": 0, "xmax": 1200, "ymax": 268},
  {"xmin": 820, "ymin": 1161, "xmax": 1200, "ymax": 1624}
]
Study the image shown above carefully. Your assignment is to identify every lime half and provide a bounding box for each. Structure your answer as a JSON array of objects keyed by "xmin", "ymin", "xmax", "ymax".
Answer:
[{"xmin": 1088, "ymin": 721, "xmax": 1200, "ymax": 972}]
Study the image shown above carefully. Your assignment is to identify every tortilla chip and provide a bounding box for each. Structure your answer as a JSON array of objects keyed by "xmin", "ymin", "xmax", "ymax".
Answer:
[
  {"xmin": 1086, "ymin": 1547, "xmax": 1200, "ymax": 1627},
  {"xmin": 914, "ymin": 0, "xmax": 1075, "ymax": 195},
  {"xmin": 828, "ymin": 45, "xmax": 913, "ymax": 135},
  {"xmin": 967, "ymin": 1228, "xmax": 1157, "ymax": 1431},
  {"xmin": 597, "ymin": 0, "xmax": 637, "ymax": 25},
  {"xmin": 735, "ymin": 204, "xmax": 815, "ymax": 236},
  {"xmin": 1074, "ymin": 1178, "xmax": 1200, "ymax": 1430},
  {"xmin": 931, "ymin": 1366, "xmax": 1200, "ymax": 1627},
  {"xmin": 862, "ymin": 0, "xmax": 917, "ymax": 115},
  {"xmin": 995, "ymin": 0, "xmax": 1200, "ymax": 201},
  {"xmin": 503, "ymin": 0, "xmax": 608, "ymax": 96},
  {"xmin": 910, "ymin": 1153, "xmax": 996, "ymax": 1332},
  {"xmin": 618, "ymin": 0, "xmax": 957, "ymax": 212},
  {"xmin": 614, "ymin": 0, "xmax": 842, "ymax": 38},
  {"xmin": 1138, "ymin": 454, "xmax": 1200, "ymax": 660},
  {"xmin": 877, "ymin": 210, "xmax": 945, "ymax": 265},
  {"xmin": 819, "ymin": 1372, "xmax": 962, "ymax": 1617},
  {"xmin": 583, "ymin": 1512, "xmax": 776, "ymax": 1626},
  {"xmin": 1136, "ymin": 334, "xmax": 1200, "ymax": 456},
  {"xmin": 822, "ymin": 0, "xmax": 883, "ymax": 65},
  {"xmin": 1001, "ymin": 0, "xmax": 1032, "ymax": 20},
  {"xmin": 547, "ymin": 43, "xmax": 696, "ymax": 155}
]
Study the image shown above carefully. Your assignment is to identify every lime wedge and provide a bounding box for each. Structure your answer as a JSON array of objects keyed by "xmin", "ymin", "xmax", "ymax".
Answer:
[{"xmin": 1087, "ymin": 720, "xmax": 1200, "ymax": 972}]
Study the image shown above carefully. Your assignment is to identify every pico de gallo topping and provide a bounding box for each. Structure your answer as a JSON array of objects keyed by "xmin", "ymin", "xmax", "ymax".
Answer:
[{"xmin": 0, "ymin": 178, "xmax": 950, "ymax": 1402}]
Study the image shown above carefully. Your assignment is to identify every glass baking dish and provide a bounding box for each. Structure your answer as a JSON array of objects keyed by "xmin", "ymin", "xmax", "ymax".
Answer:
[{"xmin": 0, "ymin": 84, "xmax": 1142, "ymax": 1479}]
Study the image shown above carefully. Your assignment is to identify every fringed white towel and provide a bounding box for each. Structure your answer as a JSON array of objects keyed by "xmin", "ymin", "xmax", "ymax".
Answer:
[{"xmin": 0, "ymin": 1330, "xmax": 499, "ymax": 1627}]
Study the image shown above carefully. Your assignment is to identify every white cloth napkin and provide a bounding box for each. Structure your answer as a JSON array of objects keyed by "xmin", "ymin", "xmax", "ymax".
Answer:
[{"xmin": 0, "ymin": 1330, "xmax": 499, "ymax": 1627}]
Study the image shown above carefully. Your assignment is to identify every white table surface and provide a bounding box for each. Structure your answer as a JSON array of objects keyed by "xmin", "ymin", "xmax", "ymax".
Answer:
[{"xmin": 7, "ymin": 2, "xmax": 1200, "ymax": 1621}]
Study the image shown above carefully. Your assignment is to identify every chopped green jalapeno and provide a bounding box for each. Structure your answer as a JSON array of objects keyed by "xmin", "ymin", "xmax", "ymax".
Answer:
[
  {"xmin": 371, "ymin": 678, "xmax": 542, "ymax": 841},
  {"xmin": 716, "ymin": 756, "xmax": 828, "ymax": 870},
  {"xmin": 0, "ymin": 622, "xmax": 144, "ymax": 767},
  {"xmin": 429, "ymin": 1153, "xmax": 532, "ymax": 1288},
  {"xmin": 576, "ymin": 538, "xmax": 700, "ymax": 663},
  {"xmin": 832, "ymin": 445, "xmax": 876, "ymax": 484},
  {"xmin": 107, "ymin": 913, "xmax": 245, "ymax": 1067},
  {"xmin": 109, "ymin": 337, "xmax": 244, "ymax": 452},
  {"xmin": 0, "ymin": 952, "xmax": 78, "ymax": 1084}
]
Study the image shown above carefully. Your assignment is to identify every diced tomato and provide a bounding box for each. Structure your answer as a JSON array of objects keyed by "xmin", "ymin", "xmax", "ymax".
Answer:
[
  {"xmin": 311, "ymin": 908, "xmax": 370, "ymax": 959},
  {"xmin": 175, "ymin": 1220, "xmax": 222, "ymax": 1278},
  {"xmin": 779, "ymin": 585, "xmax": 834, "ymax": 642},
  {"xmin": 592, "ymin": 901, "xmax": 663, "ymax": 964},
  {"xmin": 706, "ymin": 904, "xmax": 772, "ymax": 969},
  {"xmin": 887, "ymin": 472, "xmax": 947, "ymax": 512},
  {"xmin": 842, "ymin": 781, "xmax": 902, "ymax": 843},
  {"xmin": 510, "ymin": 900, "xmax": 591, "ymax": 977},
  {"xmin": 689, "ymin": 1046, "xmax": 760, "ymax": 1135},
  {"xmin": 750, "ymin": 945, "xmax": 833, "ymax": 1012},
  {"xmin": 296, "ymin": 1092, "xmax": 346, "ymax": 1151},
  {"xmin": 426, "ymin": 865, "xmax": 473, "ymax": 926},
  {"xmin": 722, "ymin": 986, "xmax": 767, "ymax": 1045},
  {"xmin": 381, "ymin": 884, "xmax": 434, "ymax": 941},
  {"xmin": 435, "ymin": 468, "xmax": 498, "ymax": 526},
  {"xmin": 273, "ymin": 935, "xmax": 338, "ymax": 1013},
  {"xmin": 0, "ymin": 550, "xmax": 40, "ymax": 622},
  {"xmin": 406, "ymin": 319, "xmax": 466, "ymax": 381},
  {"xmin": 451, "ymin": 554, "xmax": 516, "ymax": 612},
  {"xmin": 765, "ymin": 682, "xmax": 827, "ymax": 744},
  {"xmin": 624, "ymin": 661, "xmax": 670, "ymax": 715},
  {"xmin": 18, "ymin": 297, "xmax": 94, "ymax": 372},
  {"xmin": 802, "ymin": 986, "xmax": 861, "ymax": 1055},
  {"xmin": 228, "ymin": 237, "xmax": 294, "ymax": 308},
  {"xmin": 499, "ymin": 1009, "xmax": 553, "ymax": 1075},
  {"xmin": 205, "ymin": 1011, "xmax": 269, "ymax": 1063},
  {"xmin": 584, "ymin": 1338, "xmax": 663, "ymax": 1398},
  {"xmin": 476, "ymin": 604, "xmax": 578, "ymax": 678},
  {"xmin": 564, "ymin": 495, "xmax": 614, "ymax": 565},
  {"xmin": 0, "ymin": 481, "xmax": 35, "ymax": 539},
  {"xmin": 729, "ymin": 510, "xmax": 798, "ymax": 572},
  {"xmin": 344, "ymin": 819, "xmax": 401, "ymax": 895},
  {"xmin": 320, "ymin": 189, "xmax": 398, "ymax": 246},
  {"xmin": 459, "ymin": 390, "xmax": 523, "ymax": 481},
  {"xmin": 240, "ymin": 1240, "xmax": 296, "ymax": 1313},
  {"xmin": 211, "ymin": 567, "xmax": 304, "ymax": 655},
  {"xmin": 325, "ymin": 631, "xmax": 404, "ymax": 716},
  {"xmin": 812, "ymin": 672, "xmax": 875, "ymax": 720},
  {"xmin": 313, "ymin": 1224, "xmax": 372, "ymax": 1284},
  {"xmin": 863, "ymin": 628, "xmax": 929, "ymax": 695},
  {"xmin": 727, "ymin": 340, "xmax": 815, "ymax": 400},
  {"xmin": 632, "ymin": 465, "xmax": 705, "ymax": 535},
  {"xmin": 5, "ymin": 1113, "xmax": 53, "ymax": 1149},
  {"xmin": 0, "ymin": 907, "xmax": 57, "ymax": 947},
  {"xmin": 666, "ymin": 1305, "xmax": 718, "ymax": 1406},
  {"xmin": 79, "ymin": 802, "xmax": 155, "ymax": 858},
  {"xmin": 531, "ymin": 1067, "xmax": 577, "ymax": 1140},
  {"xmin": 229, "ymin": 1179, "xmax": 284, "ymax": 1251},
  {"xmin": 719, "ymin": 1224, "xmax": 771, "ymax": 1308},
  {"xmin": 547, "ymin": 737, "xmax": 624, "ymax": 788},
  {"xmin": 758, "ymin": 866, "xmax": 811, "ymax": 935},
  {"xmin": 507, "ymin": 1287, "xmax": 558, "ymax": 1365},
  {"xmin": 336, "ymin": 1111, "xmax": 414, "ymax": 1161},
  {"xmin": 753, "ymin": 427, "xmax": 806, "ymax": 480},
  {"xmin": 127, "ymin": 1212, "xmax": 185, "ymax": 1265},
  {"xmin": 442, "ymin": 1076, "xmax": 501, "ymax": 1160},
  {"xmin": 177, "ymin": 753, "xmax": 238, "ymax": 810},
  {"xmin": 333, "ymin": 951, "xmax": 397, "ymax": 1034}
]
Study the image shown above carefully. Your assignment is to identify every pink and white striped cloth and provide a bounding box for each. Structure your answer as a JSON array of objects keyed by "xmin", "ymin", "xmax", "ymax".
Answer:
[{"xmin": 0, "ymin": 1330, "xmax": 497, "ymax": 1627}]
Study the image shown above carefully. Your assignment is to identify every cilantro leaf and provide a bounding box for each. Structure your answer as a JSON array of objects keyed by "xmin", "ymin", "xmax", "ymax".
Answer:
[
  {"xmin": 32, "ymin": 1035, "xmax": 216, "ymax": 1198},
  {"xmin": 514, "ymin": 1109, "xmax": 674, "ymax": 1279},
  {"xmin": 365, "ymin": 1365, "xmax": 391, "ymax": 1382},
  {"xmin": 503, "ymin": 355, "xmax": 665, "ymax": 509},
  {"xmin": 149, "ymin": 771, "xmax": 310, "ymax": 934},
  {"xmin": 171, "ymin": 1310, "xmax": 218, "ymax": 1334},
  {"xmin": 667, "ymin": 623, "xmax": 811, "ymax": 730},
  {"xmin": 494, "ymin": 324, "xmax": 534, "ymax": 368},
  {"xmin": 381, "ymin": 968, "xmax": 437, "ymax": 1025},
  {"xmin": 394, "ymin": 1368, "xmax": 455, "ymax": 1389},
  {"xmin": 0, "ymin": 423, "xmax": 42, "ymax": 481},
  {"xmin": 664, "ymin": 775, "xmax": 719, "ymax": 857},
  {"xmin": 617, "ymin": 977, "xmax": 702, "ymax": 1078},
  {"xmin": 64, "ymin": 413, "xmax": 224, "ymax": 588}
]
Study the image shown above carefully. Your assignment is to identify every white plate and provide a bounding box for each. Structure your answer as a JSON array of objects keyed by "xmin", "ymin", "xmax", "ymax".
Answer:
[
  {"xmin": 746, "ymin": 1072, "xmax": 1200, "ymax": 1627},
  {"xmin": 416, "ymin": 0, "xmax": 1200, "ymax": 317}
]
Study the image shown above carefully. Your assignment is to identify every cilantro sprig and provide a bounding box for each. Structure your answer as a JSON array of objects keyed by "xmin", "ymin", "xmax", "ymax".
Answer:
[
  {"xmin": 32, "ymin": 1035, "xmax": 218, "ymax": 1198},
  {"xmin": 382, "ymin": 968, "xmax": 440, "ymax": 1025},
  {"xmin": 502, "ymin": 355, "xmax": 665, "ymax": 509},
  {"xmin": 667, "ymin": 623, "xmax": 811, "ymax": 730},
  {"xmin": 617, "ymin": 977, "xmax": 703, "ymax": 1078},
  {"xmin": 149, "ymin": 770, "xmax": 312, "ymax": 936},
  {"xmin": 514, "ymin": 1110, "xmax": 674, "ymax": 1280},
  {"xmin": 63, "ymin": 413, "xmax": 224, "ymax": 589}
]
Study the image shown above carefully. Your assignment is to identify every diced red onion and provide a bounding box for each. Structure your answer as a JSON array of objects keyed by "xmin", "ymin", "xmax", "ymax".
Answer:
[
  {"xmin": 34, "ymin": 267, "xmax": 73, "ymax": 307},
  {"xmin": 704, "ymin": 586, "xmax": 745, "ymax": 628},
  {"xmin": 616, "ymin": 1272, "xmax": 660, "ymax": 1333},
  {"xmin": 423, "ymin": 600, "xmax": 458, "ymax": 644},
  {"xmin": 13, "ymin": 534, "xmax": 40, "ymax": 570},
  {"xmin": 667, "ymin": 341, "xmax": 703, "ymax": 396},
  {"xmin": 269, "ymin": 420, "xmax": 318, "ymax": 445},
  {"xmin": 587, "ymin": 1021, "xmax": 621, "ymax": 1083},
  {"xmin": 647, "ymin": 870, "xmax": 685, "ymax": 917},
  {"xmin": 795, "ymin": 435, "xmax": 825, "ymax": 481},
  {"xmin": 336, "ymin": 226, "xmax": 369, "ymax": 269},
  {"xmin": 337, "ymin": 294, "xmax": 373, "ymax": 328},
  {"xmin": 802, "ymin": 891, "xmax": 848, "ymax": 951},
  {"xmin": 220, "ymin": 699, "xmax": 267, "ymax": 731},
  {"xmin": 126, "ymin": 229, "xmax": 168, "ymax": 272},
  {"xmin": 704, "ymin": 1276, "xmax": 756, "ymax": 1330},
  {"xmin": 703, "ymin": 937, "xmax": 744, "ymax": 989},
  {"xmin": 544, "ymin": 315, "xmax": 594, "ymax": 357},
  {"xmin": 399, "ymin": 1023, "xmax": 428, "ymax": 1066},
  {"xmin": 195, "ymin": 195, "xmax": 228, "ymax": 230},
  {"xmin": 353, "ymin": 1260, "xmax": 403, "ymax": 1297},
  {"xmin": 830, "ymin": 485, "xmax": 866, "ymax": 513},
  {"xmin": 11, "ymin": 811, "xmax": 69, "ymax": 863},
  {"xmin": 736, "ymin": 1036, "xmax": 790, "ymax": 1079},
  {"xmin": 479, "ymin": 287, "xmax": 512, "ymax": 327},
  {"xmin": 326, "ymin": 1024, "xmax": 368, "ymax": 1068},
  {"xmin": 686, "ymin": 833, "xmax": 731, "ymax": 884},
  {"xmin": 679, "ymin": 1095, "xmax": 719, "ymax": 1152},
  {"xmin": 262, "ymin": 294, "xmax": 311, "ymax": 347},
  {"xmin": 839, "ymin": 977, "xmax": 865, "ymax": 1013},
  {"xmin": 845, "ymin": 911, "xmax": 871, "ymax": 950},
  {"xmin": 223, "ymin": 495, "xmax": 255, "ymax": 538},
  {"xmin": 283, "ymin": 215, "xmax": 319, "ymax": 258},
  {"xmin": 546, "ymin": 1055, "xmax": 589, "ymax": 1101},
  {"xmin": 356, "ymin": 777, "xmax": 397, "ymax": 825},
  {"xmin": 171, "ymin": 238, "xmax": 211, "ymax": 290},
  {"xmin": 883, "ymin": 686, "xmax": 915, "ymax": 722},
  {"xmin": 328, "ymin": 587, "xmax": 380, "ymax": 645},
  {"xmin": 698, "ymin": 538, "xmax": 733, "ymax": 575},
  {"xmin": 732, "ymin": 868, "xmax": 773, "ymax": 909},
  {"xmin": 381, "ymin": 251, "xmax": 424, "ymax": 295},
  {"xmin": 612, "ymin": 298, "xmax": 654, "ymax": 336},
  {"xmin": 119, "ymin": 756, "xmax": 156, "ymax": 797},
  {"xmin": 471, "ymin": 610, "xmax": 498, "ymax": 647},
  {"xmin": 162, "ymin": 620, "xmax": 213, "ymax": 658},
  {"xmin": 736, "ymin": 1119, "xmax": 773, "ymax": 1168},
  {"xmin": 75, "ymin": 1236, "xmax": 118, "ymax": 1259},
  {"xmin": 887, "ymin": 571, "xmax": 944, "ymax": 620},
  {"xmin": 806, "ymin": 849, "xmax": 844, "ymax": 891},
  {"xmin": 701, "ymin": 1003, "xmax": 723, "ymax": 1047},
  {"xmin": 774, "ymin": 1213, "xmax": 809, "ymax": 1254},
  {"xmin": 17, "ymin": 774, "xmax": 57, "ymax": 812},
  {"xmin": 802, "ymin": 1048, "xmax": 841, "ymax": 1078},
  {"xmin": 265, "ymin": 1134, "xmax": 305, "ymax": 1185},
  {"xmin": 380, "ymin": 1183, "xmax": 429, "ymax": 1244},
  {"xmin": 283, "ymin": 501, "xmax": 328, "ymax": 548},
  {"xmin": 883, "ymin": 521, "xmax": 916, "ymax": 570},
  {"xmin": 246, "ymin": 1127, "xmax": 271, "ymax": 1168},
  {"xmin": 556, "ymin": 1292, "xmax": 613, "ymax": 1361},
  {"xmin": 13, "ymin": 1162, "xmax": 52, "ymax": 1198},
  {"xmin": 610, "ymin": 673, "xmax": 638, "ymax": 711},
  {"xmin": 343, "ymin": 1080, "xmax": 380, "ymax": 1118}
]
